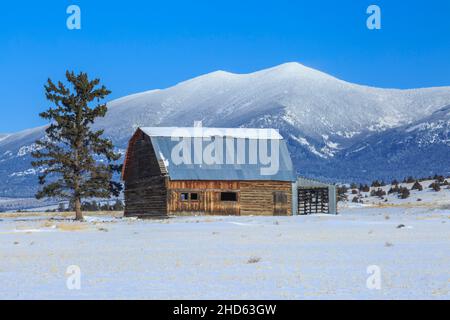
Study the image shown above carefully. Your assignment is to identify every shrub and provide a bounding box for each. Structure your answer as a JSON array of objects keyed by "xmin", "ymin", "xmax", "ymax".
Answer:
[
  {"xmin": 391, "ymin": 179, "xmax": 399, "ymax": 185},
  {"xmin": 337, "ymin": 185, "xmax": 348, "ymax": 201},
  {"xmin": 398, "ymin": 187, "xmax": 410, "ymax": 199},
  {"xmin": 371, "ymin": 180, "xmax": 382, "ymax": 187},
  {"xmin": 411, "ymin": 181, "xmax": 423, "ymax": 191},
  {"xmin": 404, "ymin": 176, "xmax": 415, "ymax": 183},
  {"xmin": 359, "ymin": 184, "xmax": 370, "ymax": 192},
  {"xmin": 388, "ymin": 184, "xmax": 400, "ymax": 194},
  {"xmin": 371, "ymin": 188, "xmax": 386, "ymax": 198},
  {"xmin": 429, "ymin": 182, "xmax": 441, "ymax": 192},
  {"xmin": 351, "ymin": 189, "xmax": 358, "ymax": 194},
  {"xmin": 247, "ymin": 256, "xmax": 261, "ymax": 264}
]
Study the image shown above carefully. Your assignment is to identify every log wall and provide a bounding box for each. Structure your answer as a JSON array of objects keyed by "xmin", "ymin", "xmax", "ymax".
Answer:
[
  {"xmin": 166, "ymin": 180, "xmax": 292, "ymax": 216},
  {"xmin": 240, "ymin": 181, "xmax": 292, "ymax": 216},
  {"xmin": 167, "ymin": 180, "xmax": 240, "ymax": 215}
]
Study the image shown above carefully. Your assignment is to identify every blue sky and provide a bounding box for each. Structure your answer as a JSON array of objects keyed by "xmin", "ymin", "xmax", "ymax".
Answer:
[{"xmin": 1, "ymin": 0, "xmax": 450, "ymax": 132}]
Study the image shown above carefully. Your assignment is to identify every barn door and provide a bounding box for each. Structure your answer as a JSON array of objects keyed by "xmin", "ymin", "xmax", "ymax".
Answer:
[{"xmin": 273, "ymin": 191, "xmax": 288, "ymax": 215}]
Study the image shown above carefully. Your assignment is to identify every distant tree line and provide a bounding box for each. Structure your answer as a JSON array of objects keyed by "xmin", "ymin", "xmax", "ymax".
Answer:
[
  {"xmin": 341, "ymin": 173, "xmax": 450, "ymax": 203},
  {"xmin": 56, "ymin": 200, "xmax": 124, "ymax": 212}
]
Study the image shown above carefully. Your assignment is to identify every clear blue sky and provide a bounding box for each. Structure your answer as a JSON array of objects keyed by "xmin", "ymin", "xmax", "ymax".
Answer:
[{"xmin": 1, "ymin": 0, "xmax": 450, "ymax": 132}]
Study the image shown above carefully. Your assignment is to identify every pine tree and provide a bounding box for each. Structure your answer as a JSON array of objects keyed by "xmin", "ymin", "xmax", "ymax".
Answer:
[
  {"xmin": 31, "ymin": 71, "xmax": 122, "ymax": 220},
  {"xmin": 398, "ymin": 187, "xmax": 410, "ymax": 199},
  {"xmin": 411, "ymin": 180, "xmax": 423, "ymax": 191}
]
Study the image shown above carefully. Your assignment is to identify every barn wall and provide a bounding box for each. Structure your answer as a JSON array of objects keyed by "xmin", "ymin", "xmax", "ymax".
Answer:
[
  {"xmin": 124, "ymin": 131, "xmax": 168, "ymax": 217},
  {"xmin": 240, "ymin": 181, "xmax": 292, "ymax": 216},
  {"xmin": 167, "ymin": 180, "xmax": 240, "ymax": 215},
  {"xmin": 166, "ymin": 180, "xmax": 292, "ymax": 216}
]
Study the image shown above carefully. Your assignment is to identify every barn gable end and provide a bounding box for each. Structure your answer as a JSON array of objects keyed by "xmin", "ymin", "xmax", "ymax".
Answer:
[{"xmin": 122, "ymin": 129, "xmax": 168, "ymax": 217}]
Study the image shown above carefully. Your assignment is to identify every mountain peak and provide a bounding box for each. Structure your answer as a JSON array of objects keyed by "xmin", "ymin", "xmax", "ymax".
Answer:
[{"xmin": 251, "ymin": 62, "xmax": 340, "ymax": 83}]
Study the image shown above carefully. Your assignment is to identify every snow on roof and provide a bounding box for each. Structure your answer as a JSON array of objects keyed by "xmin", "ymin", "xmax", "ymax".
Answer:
[
  {"xmin": 148, "ymin": 136, "xmax": 295, "ymax": 182},
  {"xmin": 139, "ymin": 127, "xmax": 283, "ymax": 140}
]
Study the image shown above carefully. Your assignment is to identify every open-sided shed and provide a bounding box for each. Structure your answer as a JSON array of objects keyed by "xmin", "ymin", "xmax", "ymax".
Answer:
[{"xmin": 294, "ymin": 177, "xmax": 337, "ymax": 215}]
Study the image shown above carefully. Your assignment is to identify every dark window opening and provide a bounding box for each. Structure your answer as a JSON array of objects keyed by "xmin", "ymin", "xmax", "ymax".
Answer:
[
  {"xmin": 220, "ymin": 192, "xmax": 237, "ymax": 202},
  {"xmin": 180, "ymin": 193, "xmax": 189, "ymax": 201},
  {"xmin": 190, "ymin": 193, "xmax": 199, "ymax": 201}
]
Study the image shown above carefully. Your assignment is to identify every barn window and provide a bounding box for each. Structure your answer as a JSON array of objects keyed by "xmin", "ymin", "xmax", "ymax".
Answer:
[
  {"xmin": 180, "ymin": 193, "xmax": 189, "ymax": 201},
  {"xmin": 190, "ymin": 193, "xmax": 199, "ymax": 201},
  {"xmin": 220, "ymin": 192, "xmax": 237, "ymax": 201}
]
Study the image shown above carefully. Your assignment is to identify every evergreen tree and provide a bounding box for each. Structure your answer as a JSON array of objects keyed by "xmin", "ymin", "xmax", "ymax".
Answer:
[
  {"xmin": 371, "ymin": 180, "xmax": 381, "ymax": 188},
  {"xmin": 388, "ymin": 184, "xmax": 400, "ymax": 194},
  {"xmin": 411, "ymin": 181, "xmax": 423, "ymax": 191},
  {"xmin": 337, "ymin": 185, "xmax": 348, "ymax": 202},
  {"xmin": 370, "ymin": 188, "xmax": 386, "ymax": 198},
  {"xmin": 31, "ymin": 71, "xmax": 122, "ymax": 220},
  {"xmin": 405, "ymin": 176, "xmax": 415, "ymax": 183},
  {"xmin": 398, "ymin": 187, "xmax": 410, "ymax": 199},
  {"xmin": 359, "ymin": 184, "xmax": 370, "ymax": 192},
  {"xmin": 429, "ymin": 182, "xmax": 441, "ymax": 192}
]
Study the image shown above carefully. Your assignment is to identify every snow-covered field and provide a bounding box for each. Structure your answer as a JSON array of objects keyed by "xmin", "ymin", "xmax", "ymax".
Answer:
[{"xmin": 0, "ymin": 201, "xmax": 449, "ymax": 300}]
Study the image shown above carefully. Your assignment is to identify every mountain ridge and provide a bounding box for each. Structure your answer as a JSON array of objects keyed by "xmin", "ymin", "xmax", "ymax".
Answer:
[{"xmin": 1, "ymin": 62, "xmax": 450, "ymax": 200}]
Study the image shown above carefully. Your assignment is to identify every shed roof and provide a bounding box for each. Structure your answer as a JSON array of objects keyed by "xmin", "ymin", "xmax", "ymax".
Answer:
[
  {"xmin": 297, "ymin": 177, "xmax": 335, "ymax": 188},
  {"xmin": 138, "ymin": 127, "xmax": 295, "ymax": 182}
]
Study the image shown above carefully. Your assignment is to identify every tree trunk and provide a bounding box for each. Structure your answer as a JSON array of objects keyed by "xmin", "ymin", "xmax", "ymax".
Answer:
[{"xmin": 74, "ymin": 197, "xmax": 83, "ymax": 221}]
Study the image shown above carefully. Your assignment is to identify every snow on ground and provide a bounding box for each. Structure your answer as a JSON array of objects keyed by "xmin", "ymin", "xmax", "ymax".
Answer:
[{"xmin": 0, "ymin": 205, "xmax": 449, "ymax": 300}]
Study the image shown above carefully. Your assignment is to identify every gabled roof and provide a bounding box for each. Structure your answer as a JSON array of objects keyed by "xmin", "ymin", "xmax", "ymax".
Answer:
[{"xmin": 131, "ymin": 127, "xmax": 296, "ymax": 182}]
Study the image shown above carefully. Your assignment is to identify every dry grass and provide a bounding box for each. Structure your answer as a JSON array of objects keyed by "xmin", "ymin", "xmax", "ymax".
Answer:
[
  {"xmin": 247, "ymin": 256, "xmax": 261, "ymax": 264},
  {"xmin": 40, "ymin": 221, "xmax": 55, "ymax": 228},
  {"xmin": 373, "ymin": 201, "xmax": 443, "ymax": 209},
  {"xmin": 0, "ymin": 211, "xmax": 123, "ymax": 219},
  {"xmin": 56, "ymin": 223, "xmax": 88, "ymax": 231}
]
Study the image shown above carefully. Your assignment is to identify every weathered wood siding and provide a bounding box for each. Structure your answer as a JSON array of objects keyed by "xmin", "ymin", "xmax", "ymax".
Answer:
[
  {"xmin": 123, "ymin": 130, "xmax": 168, "ymax": 217},
  {"xmin": 240, "ymin": 181, "xmax": 292, "ymax": 216},
  {"xmin": 167, "ymin": 180, "xmax": 240, "ymax": 215},
  {"xmin": 166, "ymin": 180, "xmax": 292, "ymax": 216}
]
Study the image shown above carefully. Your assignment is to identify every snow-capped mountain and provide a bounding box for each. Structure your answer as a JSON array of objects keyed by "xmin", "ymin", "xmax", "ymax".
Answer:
[
  {"xmin": 335, "ymin": 104, "xmax": 450, "ymax": 182},
  {"xmin": 1, "ymin": 62, "xmax": 450, "ymax": 199}
]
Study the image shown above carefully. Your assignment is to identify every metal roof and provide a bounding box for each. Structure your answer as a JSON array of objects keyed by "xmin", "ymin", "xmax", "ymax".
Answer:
[
  {"xmin": 144, "ymin": 129, "xmax": 295, "ymax": 182},
  {"xmin": 297, "ymin": 177, "xmax": 335, "ymax": 188},
  {"xmin": 140, "ymin": 127, "xmax": 283, "ymax": 139}
]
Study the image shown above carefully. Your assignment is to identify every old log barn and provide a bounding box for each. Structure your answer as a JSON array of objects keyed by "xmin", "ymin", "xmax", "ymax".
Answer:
[{"xmin": 122, "ymin": 127, "xmax": 298, "ymax": 217}]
